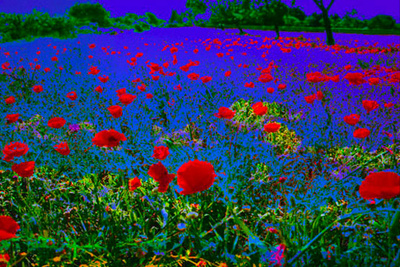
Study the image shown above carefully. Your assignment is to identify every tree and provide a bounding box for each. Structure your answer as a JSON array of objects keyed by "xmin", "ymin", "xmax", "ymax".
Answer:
[
  {"xmin": 312, "ymin": 0, "xmax": 335, "ymax": 45},
  {"xmin": 261, "ymin": 0, "xmax": 289, "ymax": 39},
  {"xmin": 186, "ymin": 0, "xmax": 208, "ymax": 26},
  {"xmin": 292, "ymin": 0, "xmax": 335, "ymax": 45},
  {"xmin": 169, "ymin": 10, "xmax": 183, "ymax": 25},
  {"xmin": 209, "ymin": 1, "xmax": 249, "ymax": 35}
]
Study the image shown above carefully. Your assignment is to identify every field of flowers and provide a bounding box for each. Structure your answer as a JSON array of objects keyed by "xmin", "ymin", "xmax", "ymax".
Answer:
[{"xmin": 0, "ymin": 27, "xmax": 400, "ymax": 266}]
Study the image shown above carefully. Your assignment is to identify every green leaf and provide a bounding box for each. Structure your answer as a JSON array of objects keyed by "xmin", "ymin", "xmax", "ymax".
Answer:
[{"xmin": 232, "ymin": 214, "xmax": 268, "ymax": 253}]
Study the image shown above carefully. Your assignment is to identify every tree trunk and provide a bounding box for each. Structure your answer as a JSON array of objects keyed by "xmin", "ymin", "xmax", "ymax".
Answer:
[
  {"xmin": 236, "ymin": 22, "xmax": 246, "ymax": 35},
  {"xmin": 274, "ymin": 24, "xmax": 280, "ymax": 39},
  {"xmin": 322, "ymin": 9, "xmax": 335, "ymax": 45}
]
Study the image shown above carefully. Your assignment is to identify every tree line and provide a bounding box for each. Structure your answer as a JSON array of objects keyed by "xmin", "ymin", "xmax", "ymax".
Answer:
[
  {"xmin": 169, "ymin": 0, "xmax": 398, "ymax": 45},
  {"xmin": 0, "ymin": 1, "xmax": 397, "ymax": 45}
]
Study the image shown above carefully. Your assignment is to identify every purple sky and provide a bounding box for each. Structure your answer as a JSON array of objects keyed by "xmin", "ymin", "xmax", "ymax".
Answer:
[{"xmin": 0, "ymin": 0, "xmax": 399, "ymax": 22}]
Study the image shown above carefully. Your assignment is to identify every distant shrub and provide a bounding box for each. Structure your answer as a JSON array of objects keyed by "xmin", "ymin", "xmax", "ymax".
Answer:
[
  {"xmin": 288, "ymin": 7, "xmax": 306, "ymax": 21},
  {"xmin": 169, "ymin": 10, "xmax": 183, "ymax": 25},
  {"xmin": 284, "ymin": 15, "xmax": 301, "ymax": 26},
  {"xmin": 145, "ymin": 12, "xmax": 165, "ymax": 27},
  {"xmin": 367, "ymin": 15, "xmax": 396, "ymax": 29},
  {"xmin": 0, "ymin": 11, "xmax": 77, "ymax": 43},
  {"xmin": 303, "ymin": 12, "xmax": 323, "ymax": 27},
  {"xmin": 68, "ymin": 2, "xmax": 111, "ymax": 27}
]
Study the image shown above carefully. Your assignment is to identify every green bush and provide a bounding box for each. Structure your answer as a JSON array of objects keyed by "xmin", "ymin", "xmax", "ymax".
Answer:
[
  {"xmin": 0, "ymin": 11, "xmax": 77, "ymax": 43},
  {"xmin": 288, "ymin": 6, "xmax": 306, "ymax": 21},
  {"xmin": 284, "ymin": 15, "xmax": 302, "ymax": 26},
  {"xmin": 169, "ymin": 10, "xmax": 184, "ymax": 25},
  {"xmin": 303, "ymin": 12, "xmax": 323, "ymax": 27},
  {"xmin": 68, "ymin": 2, "xmax": 111, "ymax": 27},
  {"xmin": 367, "ymin": 15, "xmax": 396, "ymax": 29},
  {"xmin": 145, "ymin": 12, "xmax": 165, "ymax": 27}
]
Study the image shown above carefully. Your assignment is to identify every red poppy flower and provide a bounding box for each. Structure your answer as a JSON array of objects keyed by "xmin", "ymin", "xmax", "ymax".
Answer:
[
  {"xmin": 51, "ymin": 56, "xmax": 58, "ymax": 62},
  {"xmin": 66, "ymin": 91, "xmax": 77, "ymax": 101},
  {"xmin": 6, "ymin": 114, "xmax": 19, "ymax": 124},
  {"xmin": 44, "ymin": 68, "xmax": 50, "ymax": 73},
  {"xmin": 108, "ymin": 105, "xmax": 123, "ymax": 118},
  {"xmin": 11, "ymin": 161, "xmax": 35, "ymax": 178},
  {"xmin": 359, "ymin": 172, "xmax": 400, "ymax": 200},
  {"xmin": 177, "ymin": 159, "xmax": 216, "ymax": 195},
  {"xmin": 5, "ymin": 96, "xmax": 15, "ymax": 104},
  {"xmin": 362, "ymin": 100, "xmax": 379, "ymax": 113},
  {"xmin": 174, "ymin": 84, "xmax": 182, "ymax": 91},
  {"xmin": 0, "ymin": 253, "xmax": 10, "ymax": 267},
  {"xmin": 214, "ymin": 107, "xmax": 235, "ymax": 119},
  {"xmin": 152, "ymin": 146, "xmax": 170, "ymax": 160},
  {"xmin": 89, "ymin": 44, "xmax": 96, "ymax": 49},
  {"xmin": 119, "ymin": 94, "xmax": 136, "ymax": 105},
  {"xmin": 193, "ymin": 49, "xmax": 199, "ymax": 54},
  {"xmin": 277, "ymin": 83, "xmax": 287, "ymax": 90},
  {"xmin": 267, "ymin": 87, "xmax": 274, "ymax": 93},
  {"xmin": 344, "ymin": 65, "xmax": 352, "ymax": 70},
  {"xmin": 264, "ymin": 122, "xmax": 281, "ymax": 133},
  {"xmin": 344, "ymin": 73, "xmax": 365, "ymax": 85},
  {"xmin": 225, "ymin": 70, "xmax": 231, "ymax": 77},
  {"xmin": 0, "ymin": 216, "xmax": 20, "ymax": 241},
  {"xmin": 179, "ymin": 65, "xmax": 190, "ymax": 72},
  {"xmin": 149, "ymin": 63, "xmax": 162, "ymax": 72},
  {"xmin": 92, "ymin": 129, "xmax": 127, "ymax": 148},
  {"xmin": 329, "ymin": 75, "xmax": 340, "ymax": 82},
  {"xmin": 173, "ymin": 55, "xmax": 177, "ymax": 65},
  {"xmin": 98, "ymin": 75, "xmax": 109, "ymax": 83},
  {"xmin": 2, "ymin": 142, "xmax": 29, "ymax": 161},
  {"xmin": 35, "ymin": 64, "xmax": 41, "ymax": 70},
  {"xmin": 316, "ymin": 90, "xmax": 324, "ymax": 100},
  {"xmin": 188, "ymin": 73, "xmax": 200, "ymax": 80},
  {"xmin": 32, "ymin": 85, "xmax": 43, "ymax": 93},
  {"xmin": 304, "ymin": 94, "xmax": 316, "ymax": 104},
  {"xmin": 48, "ymin": 117, "xmax": 66, "ymax": 129},
  {"xmin": 353, "ymin": 128, "xmax": 370, "ymax": 139},
  {"xmin": 138, "ymin": 84, "xmax": 146, "ymax": 91},
  {"xmin": 146, "ymin": 93, "xmax": 153, "ymax": 99},
  {"xmin": 88, "ymin": 66, "xmax": 100, "ymax": 75},
  {"xmin": 129, "ymin": 177, "xmax": 142, "ymax": 192},
  {"xmin": 252, "ymin": 102, "xmax": 268, "ymax": 116},
  {"xmin": 216, "ymin": 53, "xmax": 224, "ymax": 57},
  {"xmin": 244, "ymin": 82, "xmax": 255, "ymax": 88},
  {"xmin": 132, "ymin": 78, "xmax": 141, "ymax": 83},
  {"xmin": 306, "ymin": 72, "xmax": 325, "ymax": 83},
  {"xmin": 170, "ymin": 47, "xmax": 178, "ymax": 54},
  {"xmin": 54, "ymin": 142, "xmax": 71, "ymax": 156},
  {"xmin": 116, "ymin": 88, "xmax": 127, "ymax": 97},
  {"xmin": 384, "ymin": 102, "xmax": 394, "ymax": 108},
  {"xmin": 1, "ymin": 62, "xmax": 11, "ymax": 70},
  {"xmin": 368, "ymin": 77, "xmax": 380, "ymax": 85},
  {"xmin": 95, "ymin": 85, "xmax": 103, "ymax": 93},
  {"xmin": 201, "ymin": 76, "xmax": 212, "ymax": 83},
  {"xmin": 148, "ymin": 161, "xmax": 175, "ymax": 193},
  {"xmin": 258, "ymin": 74, "xmax": 274, "ymax": 83},
  {"xmin": 388, "ymin": 72, "xmax": 400, "ymax": 83},
  {"xmin": 343, "ymin": 114, "xmax": 360, "ymax": 126}
]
